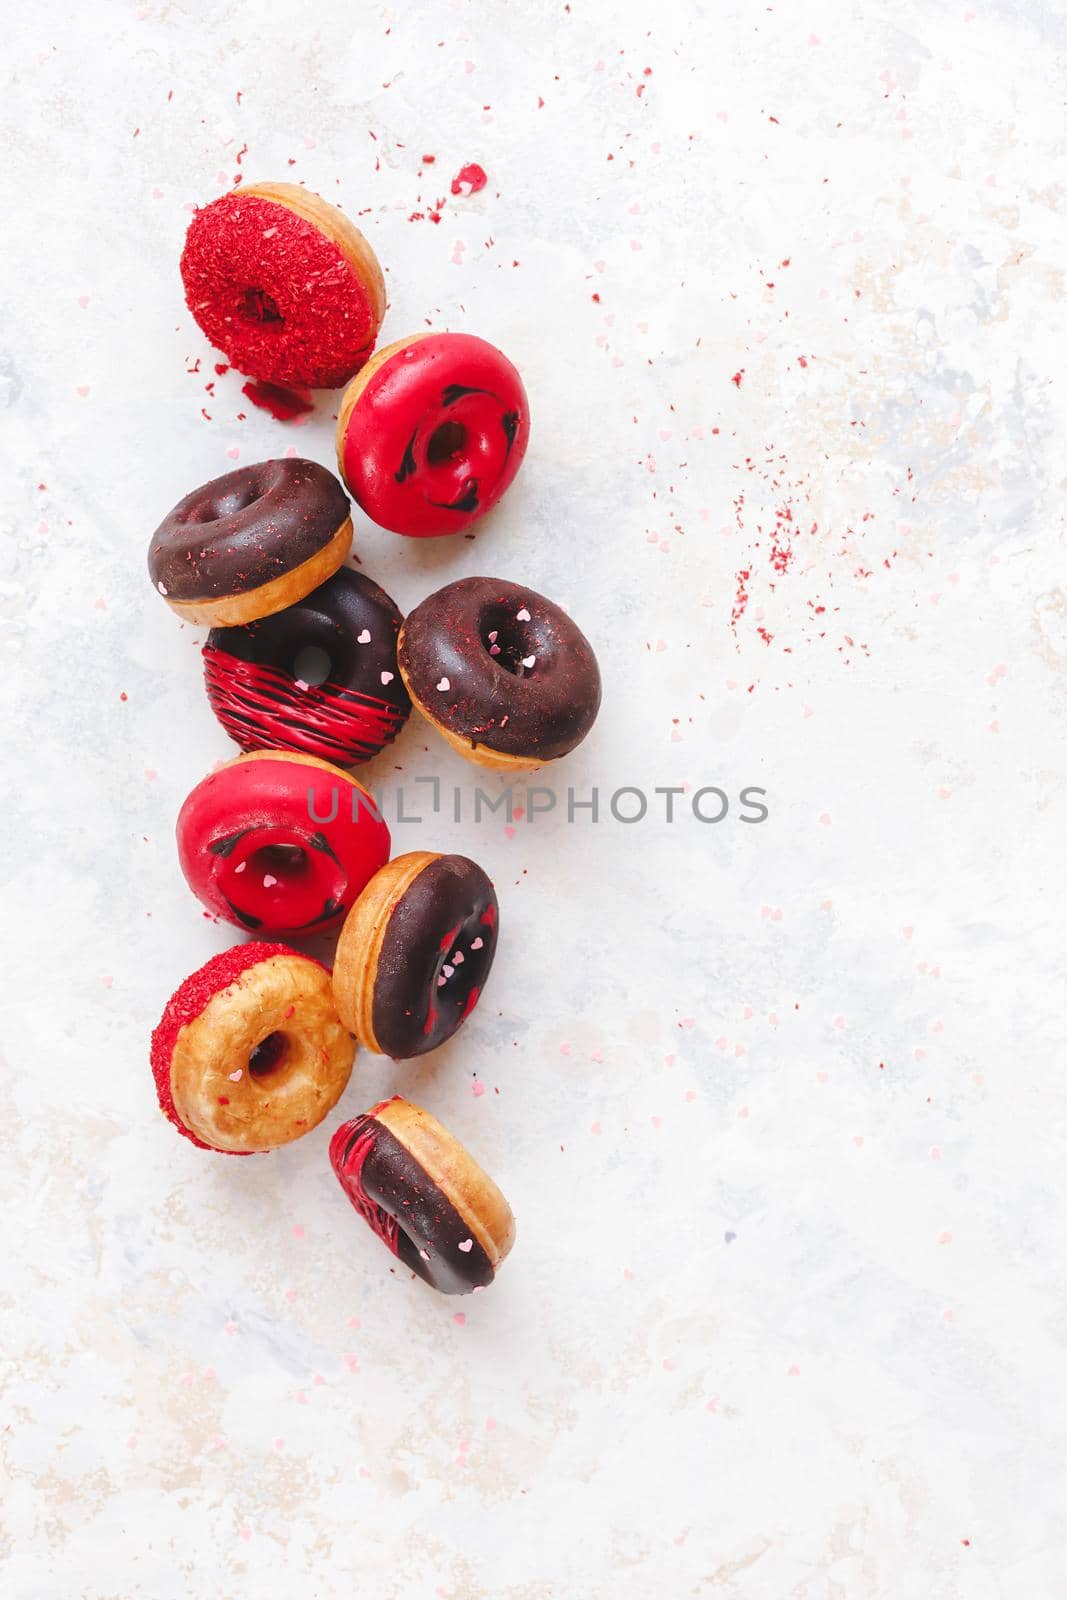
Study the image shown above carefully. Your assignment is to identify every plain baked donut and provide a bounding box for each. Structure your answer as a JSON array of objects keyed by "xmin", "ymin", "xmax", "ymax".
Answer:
[
  {"xmin": 180, "ymin": 182, "xmax": 386, "ymax": 389},
  {"xmin": 151, "ymin": 941, "xmax": 355, "ymax": 1154},
  {"xmin": 148, "ymin": 458, "xmax": 352, "ymax": 627},
  {"xmin": 329, "ymin": 1096, "xmax": 515, "ymax": 1294}
]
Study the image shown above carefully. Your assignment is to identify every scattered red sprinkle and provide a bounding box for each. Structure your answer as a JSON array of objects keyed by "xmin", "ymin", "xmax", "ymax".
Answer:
[
  {"xmin": 240, "ymin": 379, "xmax": 314, "ymax": 421},
  {"xmin": 731, "ymin": 370, "xmax": 744, "ymax": 388},
  {"xmin": 451, "ymin": 162, "xmax": 488, "ymax": 196},
  {"xmin": 422, "ymin": 153, "xmax": 436, "ymax": 164}
]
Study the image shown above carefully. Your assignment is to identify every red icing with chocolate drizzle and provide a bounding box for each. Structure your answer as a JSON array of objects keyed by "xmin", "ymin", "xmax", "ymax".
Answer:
[
  {"xmin": 181, "ymin": 192, "xmax": 382, "ymax": 388},
  {"xmin": 176, "ymin": 757, "xmax": 390, "ymax": 935},
  {"xmin": 340, "ymin": 333, "xmax": 529, "ymax": 537}
]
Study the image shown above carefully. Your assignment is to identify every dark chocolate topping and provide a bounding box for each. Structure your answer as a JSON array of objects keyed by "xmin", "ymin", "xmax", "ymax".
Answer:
[
  {"xmin": 148, "ymin": 458, "xmax": 350, "ymax": 601},
  {"xmin": 371, "ymin": 855, "xmax": 498, "ymax": 1058},
  {"xmin": 330, "ymin": 1112, "xmax": 494, "ymax": 1295},
  {"xmin": 202, "ymin": 567, "xmax": 410, "ymax": 763},
  {"xmin": 398, "ymin": 577, "xmax": 601, "ymax": 761}
]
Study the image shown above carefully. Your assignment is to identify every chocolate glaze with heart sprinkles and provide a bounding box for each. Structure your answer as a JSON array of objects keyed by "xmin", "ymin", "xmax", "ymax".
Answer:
[
  {"xmin": 329, "ymin": 1110, "xmax": 495, "ymax": 1294},
  {"xmin": 372, "ymin": 855, "xmax": 498, "ymax": 1058},
  {"xmin": 202, "ymin": 567, "xmax": 410, "ymax": 765},
  {"xmin": 148, "ymin": 458, "xmax": 350, "ymax": 602},
  {"xmin": 398, "ymin": 577, "xmax": 601, "ymax": 760}
]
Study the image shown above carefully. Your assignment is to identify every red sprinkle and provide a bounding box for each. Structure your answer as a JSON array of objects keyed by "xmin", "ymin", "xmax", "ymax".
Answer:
[
  {"xmin": 240, "ymin": 379, "xmax": 314, "ymax": 421},
  {"xmin": 451, "ymin": 163, "xmax": 488, "ymax": 196}
]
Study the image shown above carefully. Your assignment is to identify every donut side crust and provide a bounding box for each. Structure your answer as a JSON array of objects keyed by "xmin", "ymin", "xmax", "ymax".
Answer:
[
  {"xmin": 397, "ymin": 652, "xmax": 552, "ymax": 772},
  {"xmin": 373, "ymin": 1097, "xmax": 516, "ymax": 1269}
]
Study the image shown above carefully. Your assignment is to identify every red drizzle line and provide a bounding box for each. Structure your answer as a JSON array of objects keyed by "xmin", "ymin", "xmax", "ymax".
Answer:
[
  {"xmin": 204, "ymin": 647, "xmax": 406, "ymax": 763},
  {"xmin": 336, "ymin": 1116, "xmax": 400, "ymax": 1256}
]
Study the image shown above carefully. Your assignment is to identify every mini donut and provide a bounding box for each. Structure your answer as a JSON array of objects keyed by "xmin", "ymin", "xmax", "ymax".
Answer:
[
  {"xmin": 148, "ymin": 459, "xmax": 352, "ymax": 627},
  {"xmin": 180, "ymin": 182, "xmax": 386, "ymax": 388},
  {"xmin": 332, "ymin": 853, "xmax": 499, "ymax": 1058},
  {"xmin": 176, "ymin": 751, "xmax": 390, "ymax": 935},
  {"xmin": 329, "ymin": 1097, "xmax": 515, "ymax": 1294},
  {"xmin": 398, "ymin": 577, "xmax": 601, "ymax": 770},
  {"xmin": 151, "ymin": 941, "xmax": 354, "ymax": 1154},
  {"xmin": 336, "ymin": 332, "xmax": 530, "ymax": 537},
  {"xmin": 202, "ymin": 567, "xmax": 411, "ymax": 766}
]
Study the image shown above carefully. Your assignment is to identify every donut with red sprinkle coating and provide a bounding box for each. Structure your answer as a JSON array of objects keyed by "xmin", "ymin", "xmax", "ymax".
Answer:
[{"xmin": 180, "ymin": 183, "xmax": 386, "ymax": 389}]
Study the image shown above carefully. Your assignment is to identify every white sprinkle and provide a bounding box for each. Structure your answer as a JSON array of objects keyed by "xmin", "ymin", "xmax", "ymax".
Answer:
[
  {"xmin": 452, "ymin": 951, "xmax": 465, "ymax": 965},
  {"xmin": 442, "ymin": 964, "xmax": 455, "ymax": 978},
  {"xmin": 234, "ymin": 861, "xmax": 247, "ymax": 874},
  {"xmin": 157, "ymin": 581, "xmax": 168, "ymax": 596},
  {"xmin": 228, "ymin": 1069, "xmax": 243, "ymax": 1082},
  {"xmin": 488, "ymin": 630, "xmax": 498, "ymax": 642},
  {"xmin": 437, "ymin": 677, "xmax": 450, "ymax": 692},
  {"xmin": 380, "ymin": 671, "xmax": 394, "ymax": 685},
  {"xmin": 263, "ymin": 227, "xmax": 278, "ymax": 238},
  {"xmin": 500, "ymin": 715, "xmax": 509, "ymax": 726},
  {"xmin": 419, "ymin": 1249, "xmax": 430, "ymax": 1260},
  {"xmin": 471, "ymin": 937, "xmax": 484, "ymax": 951},
  {"xmin": 521, "ymin": 655, "xmax": 536, "ymax": 669},
  {"xmin": 458, "ymin": 1239, "xmax": 474, "ymax": 1253},
  {"xmin": 516, "ymin": 607, "xmax": 531, "ymax": 622},
  {"xmin": 357, "ymin": 629, "xmax": 371, "ymax": 644},
  {"xmin": 295, "ymin": 679, "xmax": 309, "ymax": 692},
  {"xmin": 263, "ymin": 874, "xmax": 278, "ymax": 888}
]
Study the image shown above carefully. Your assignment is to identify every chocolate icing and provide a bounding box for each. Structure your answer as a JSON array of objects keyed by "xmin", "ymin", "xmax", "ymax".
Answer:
[
  {"xmin": 202, "ymin": 567, "xmax": 410, "ymax": 764},
  {"xmin": 372, "ymin": 855, "xmax": 498, "ymax": 1058},
  {"xmin": 398, "ymin": 577, "xmax": 601, "ymax": 760},
  {"xmin": 329, "ymin": 1111, "xmax": 495, "ymax": 1294},
  {"xmin": 148, "ymin": 458, "xmax": 350, "ymax": 602}
]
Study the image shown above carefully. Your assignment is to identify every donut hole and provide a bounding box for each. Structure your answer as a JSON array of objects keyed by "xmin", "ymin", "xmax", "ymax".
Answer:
[
  {"xmin": 239, "ymin": 286, "xmax": 283, "ymax": 325},
  {"xmin": 480, "ymin": 606, "xmax": 537, "ymax": 677},
  {"xmin": 248, "ymin": 1031, "xmax": 289, "ymax": 1079},
  {"xmin": 291, "ymin": 644, "xmax": 332, "ymax": 687},
  {"xmin": 248, "ymin": 842, "xmax": 309, "ymax": 882},
  {"xmin": 427, "ymin": 420, "xmax": 467, "ymax": 466}
]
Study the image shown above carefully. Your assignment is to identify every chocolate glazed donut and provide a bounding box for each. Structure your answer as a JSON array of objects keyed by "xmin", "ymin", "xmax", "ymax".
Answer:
[
  {"xmin": 329, "ymin": 1097, "xmax": 515, "ymax": 1295},
  {"xmin": 202, "ymin": 567, "xmax": 411, "ymax": 765},
  {"xmin": 148, "ymin": 458, "xmax": 352, "ymax": 627},
  {"xmin": 332, "ymin": 853, "xmax": 499, "ymax": 1058},
  {"xmin": 397, "ymin": 577, "xmax": 601, "ymax": 770}
]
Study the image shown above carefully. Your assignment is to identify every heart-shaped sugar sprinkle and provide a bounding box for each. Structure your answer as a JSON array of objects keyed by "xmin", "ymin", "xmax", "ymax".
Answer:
[
  {"xmin": 516, "ymin": 607, "xmax": 531, "ymax": 621},
  {"xmin": 470, "ymin": 937, "xmax": 484, "ymax": 950},
  {"xmin": 437, "ymin": 677, "xmax": 450, "ymax": 692},
  {"xmin": 380, "ymin": 671, "xmax": 394, "ymax": 685},
  {"xmin": 228, "ymin": 1069, "xmax": 243, "ymax": 1082},
  {"xmin": 458, "ymin": 1239, "xmax": 473, "ymax": 1253},
  {"xmin": 521, "ymin": 655, "xmax": 536, "ymax": 669},
  {"xmin": 357, "ymin": 629, "xmax": 371, "ymax": 644}
]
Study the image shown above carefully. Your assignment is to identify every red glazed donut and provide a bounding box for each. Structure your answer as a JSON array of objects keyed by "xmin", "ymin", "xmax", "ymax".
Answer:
[
  {"xmin": 151, "ymin": 941, "xmax": 354, "ymax": 1154},
  {"xmin": 336, "ymin": 332, "xmax": 530, "ymax": 537},
  {"xmin": 180, "ymin": 182, "xmax": 386, "ymax": 389},
  {"xmin": 176, "ymin": 752, "xmax": 390, "ymax": 935}
]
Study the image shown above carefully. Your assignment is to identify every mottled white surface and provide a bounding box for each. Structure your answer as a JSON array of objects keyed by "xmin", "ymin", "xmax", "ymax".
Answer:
[{"xmin": 3, "ymin": 1, "xmax": 1067, "ymax": 1595}]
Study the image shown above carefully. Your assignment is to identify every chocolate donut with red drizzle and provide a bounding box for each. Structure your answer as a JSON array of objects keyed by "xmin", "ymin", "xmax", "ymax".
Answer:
[
  {"xmin": 398, "ymin": 577, "xmax": 601, "ymax": 771},
  {"xmin": 180, "ymin": 182, "xmax": 385, "ymax": 388},
  {"xmin": 336, "ymin": 333, "xmax": 530, "ymax": 537},
  {"xmin": 332, "ymin": 853, "xmax": 499, "ymax": 1058},
  {"xmin": 148, "ymin": 458, "xmax": 353, "ymax": 627},
  {"xmin": 176, "ymin": 751, "xmax": 389, "ymax": 935},
  {"xmin": 329, "ymin": 1097, "xmax": 515, "ymax": 1295},
  {"xmin": 202, "ymin": 568, "xmax": 410, "ymax": 766}
]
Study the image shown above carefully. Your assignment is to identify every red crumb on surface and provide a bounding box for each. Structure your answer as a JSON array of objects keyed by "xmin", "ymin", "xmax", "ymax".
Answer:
[
  {"xmin": 731, "ymin": 369, "xmax": 745, "ymax": 388},
  {"xmin": 240, "ymin": 380, "xmax": 314, "ymax": 421},
  {"xmin": 450, "ymin": 162, "xmax": 488, "ymax": 196},
  {"xmin": 150, "ymin": 941, "xmax": 323, "ymax": 1153}
]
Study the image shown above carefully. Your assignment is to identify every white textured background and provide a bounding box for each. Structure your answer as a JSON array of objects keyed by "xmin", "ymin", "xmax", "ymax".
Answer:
[{"xmin": 3, "ymin": 2, "xmax": 1066, "ymax": 1596}]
